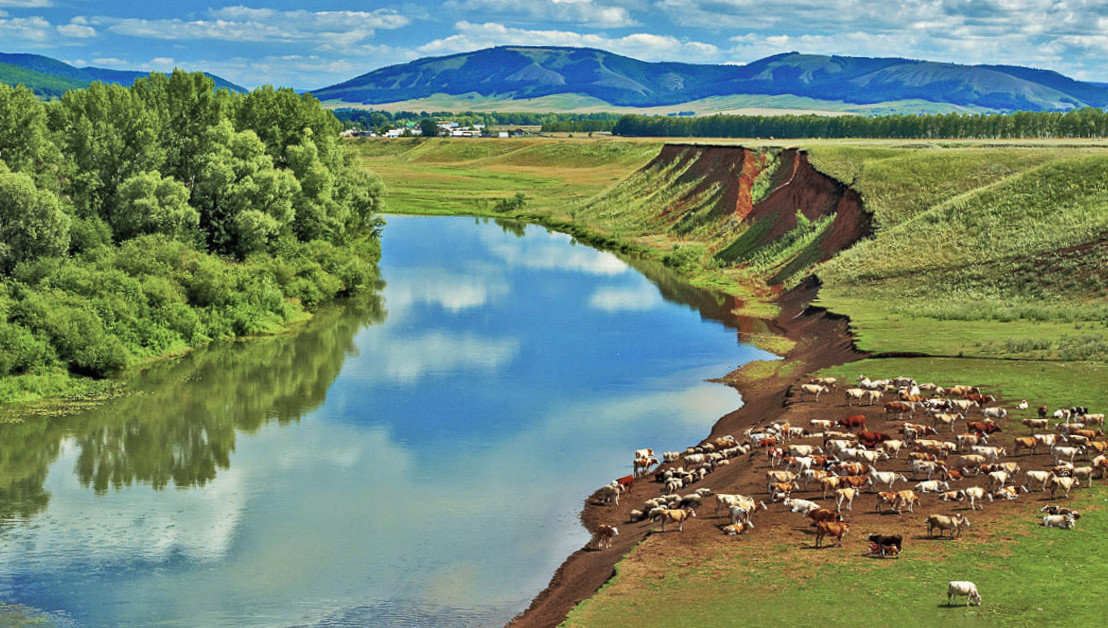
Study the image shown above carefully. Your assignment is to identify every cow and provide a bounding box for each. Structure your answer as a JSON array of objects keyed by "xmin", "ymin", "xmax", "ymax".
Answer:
[
  {"xmin": 840, "ymin": 475, "xmax": 870, "ymax": 490},
  {"xmin": 931, "ymin": 413, "xmax": 961, "ymax": 432},
  {"xmin": 1041, "ymin": 514, "xmax": 1077, "ymax": 529},
  {"xmin": 657, "ymin": 508, "xmax": 696, "ymax": 532},
  {"xmin": 875, "ymin": 491, "xmax": 900, "ymax": 513},
  {"xmin": 1050, "ymin": 475, "xmax": 1079, "ymax": 499},
  {"xmin": 868, "ymin": 470, "xmax": 907, "ymax": 492},
  {"xmin": 926, "ymin": 513, "xmax": 970, "ymax": 538},
  {"xmin": 885, "ymin": 401, "xmax": 913, "ymax": 418},
  {"xmin": 949, "ymin": 399, "xmax": 977, "ymax": 413},
  {"xmin": 783, "ymin": 498, "xmax": 821, "ymax": 514},
  {"xmin": 765, "ymin": 470, "xmax": 798, "ymax": 493},
  {"xmin": 990, "ymin": 485, "xmax": 1029, "ymax": 501},
  {"xmin": 938, "ymin": 489, "xmax": 964, "ymax": 503},
  {"xmin": 1022, "ymin": 418, "xmax": 1049, "ymax": 430},
  {"xmin": 815, "ymin": 521, "xmax": 849, "ymax": 548},
  {"xmin": 857, "ymin": 430, "xmax": 892, "ymax": 447},
  {"xmin": 769, "ymin": 481, "xmax": 799, "ymax": 500},
  {"xmin": 961, "ymin": 486, "xmax": 986, "ymax": 510},
  {"xmin": 865, "ymin": 389, "xmax": 883, "ymax": 405},
  {"xmin": 844, "ymin": 388, "xmax": 867, "ymax": 406},
  {"xmin": 910, "ymin": 459, "xmax": 947, "ymax": 480},
  {"xmin": 722, "ymin": 521, "xmax": 755, "ymax": 535},
  {"xmin": 819, "ymin": 476, "xmax": 842, "ymax": 498},
  {"xmin": 915, "ymin": 480, "xmax": 951, "ymax": 493},
  {"xmin": 806, "ymin": 508, "xmax": 844, "ymax": 525},
  {"xmin": 800, "ymin": 383, "xmax": 830, "ymax": 402},
  {"xmin": 632, "ymin": 457, "xmax": 657, "ymax": 476},
  {"xmin": 947, "ymin": 581, "xmax": 982, "ymax": 606},
  {"xmin": 895, "ymin": 490, "xmax": 921, "ymax": 513},
  {"xmin": 594, "ymin": 524, "xmax": 619, "ymax": 549},
  {"xmin": 1012, "ymin": 436, "xmax": 1039, "ymax": 456},
  {"xmin": 835, "ymin": 487, "xmax": 858, "ymax": 512},
  {"xmin": 867, "ymin": 533, "xmax": 903, "ymax": 558},
  {"xmin": 1024, "ymin": 470, "xmax": 1052, "ymax": 491},
  {"xmin": 880, "ymin": 439, "xmax": 906, "ymax": 458},
  {"xmin": 839, "ymin": 415, "xmax": 867, "ymax": 430},
  {"xmin": 966, "ymin": 420, "xmax": 1001, "ymax": 435}
]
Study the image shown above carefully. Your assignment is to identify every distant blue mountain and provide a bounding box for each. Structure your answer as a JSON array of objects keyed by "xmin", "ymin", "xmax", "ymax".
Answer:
[
  {"xmin": 0, "ymin": 52, "xmax": 246, "ymax": 97},
  {"xmin": 311, "ymin": 46, "xmax": 1108, "ymax": 113}
]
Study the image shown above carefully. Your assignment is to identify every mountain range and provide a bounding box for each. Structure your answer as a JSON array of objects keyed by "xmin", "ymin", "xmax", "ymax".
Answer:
[
  {"xmin": 0, "ymin": 52, "xmax": 245, "ymax": 98},
  {"xmin": 310, "ymin": 46, "xmax": 1108, "ymax": 114}
]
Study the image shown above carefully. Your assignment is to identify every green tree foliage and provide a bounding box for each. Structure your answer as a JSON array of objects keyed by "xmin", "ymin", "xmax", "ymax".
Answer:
[
  {"xmin": 611, "ymin": 108, "xmax": 1108, "ymax": 139},
  {"xmin": 110, "ymin": 170, "xmax": 198, "ymax": 240},
  {"xmin": 0, "ymin": 72, "xmax": 384, "ymax": 384},
  {"xmin": 0, "ymin": 169, "xmax": 70, "ymax": 271},
  {"xmin": 419, "ymin": 118, "xmax": 439, "ymax": 137}
]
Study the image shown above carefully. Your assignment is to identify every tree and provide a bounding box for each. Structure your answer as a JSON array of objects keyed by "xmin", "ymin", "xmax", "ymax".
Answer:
[
  {"xmin": 0, "ymin": 83, "xmax": 61, "ymax": 181},
  {"xmin": 419, "ymin": 118, "xmax": 439, "ymax": 138},
  {"xmin": 192, "ymin": 120, "xmax": 299, "ymax": 257},
  {"xmin": 0, "ymin": 169, "xmax": 70, "ymax": 272},
  {"xmin": 110, "ymin": 170, "xmax": 199, "ymax": 240},
  {"xmin": 53, "ymin": 82, "xmax": 164, "ymax": 217}
]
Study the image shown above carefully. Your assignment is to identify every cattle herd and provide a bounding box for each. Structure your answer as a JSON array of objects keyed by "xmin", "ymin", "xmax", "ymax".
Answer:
[{"xmin": 591, "ymin": 374, "xmax": 1104, "ymax": 608}]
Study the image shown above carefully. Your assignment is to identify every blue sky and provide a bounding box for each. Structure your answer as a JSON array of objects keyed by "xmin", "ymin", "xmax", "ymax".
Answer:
[{"xmin": 2, "ymin": 1, "xmax": 1106, "ymax": 89}]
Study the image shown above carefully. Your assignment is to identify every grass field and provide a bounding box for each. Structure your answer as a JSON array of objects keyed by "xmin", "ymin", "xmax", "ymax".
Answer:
[{"xmin": 566, "ymin": 357, "xmax": 1108, "ymax": 627}]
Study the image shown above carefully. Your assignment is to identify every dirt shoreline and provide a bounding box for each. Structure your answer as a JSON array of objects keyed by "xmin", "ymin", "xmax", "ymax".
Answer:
[{"xmin": 511, "ymin": 277, "xmax": 865, "ymax": 627}]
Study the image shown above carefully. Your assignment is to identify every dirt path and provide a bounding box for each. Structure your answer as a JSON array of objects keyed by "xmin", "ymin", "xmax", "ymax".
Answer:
[{"xmin": 511, "ymin": 279, "xmax": 865, "ymax": 627}]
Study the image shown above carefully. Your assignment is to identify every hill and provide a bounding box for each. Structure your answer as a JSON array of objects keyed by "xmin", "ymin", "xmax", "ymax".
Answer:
[
  {"xmin": 311, "ymin": 46, "xmax": 1108, "ymax": 114},
  {"xmin": 0, "ymin": 52, "xmax": 246, "ymax": 97}
]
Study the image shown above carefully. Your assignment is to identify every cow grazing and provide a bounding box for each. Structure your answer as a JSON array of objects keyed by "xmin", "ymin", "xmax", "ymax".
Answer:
[
  {"xmin": 594, "ymin": 524, "xmax": 619, "ymax": 549},
  {"xmin": 947, "ymin": 581, "xmax": 982, "ymax": 606},
  {"xmin": 658, "ymin": 508, "xmax": 696, "ymax": 532},
  {"xmin": 926, "ymin": 514, "xmax": 970, "ymax": 538},
  {"xmin": 815, "ymin": 521, "xmax": 849, "ymax": 548},
  {"xmin": 1012, "ymin": 437, "xmax": 1039, "ymax": 456}
]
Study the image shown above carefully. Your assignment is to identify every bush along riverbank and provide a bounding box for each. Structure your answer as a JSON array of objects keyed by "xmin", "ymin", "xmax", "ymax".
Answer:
[{"xmin": 0, "ymin": 72, "xmax": 384, "ymax": 408}]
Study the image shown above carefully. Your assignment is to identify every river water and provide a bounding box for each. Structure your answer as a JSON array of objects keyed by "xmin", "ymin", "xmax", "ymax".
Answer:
[{"xmin": 0, "ymin": 215, "xmax": 771, "ymax": 626}]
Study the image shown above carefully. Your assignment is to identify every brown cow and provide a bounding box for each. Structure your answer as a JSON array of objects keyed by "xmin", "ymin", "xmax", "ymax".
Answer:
[
  {"xmin": 815, "ymin": 521, "xmax": 849, "ymax": 548},
  {"xmin": 967, "ymin": 420, "xmax": 1001, "ymax": 435},
  {"xmin": 837, "ymin": 461, "xmax": 869, "ymax": 476},
  {"xmin": 1013, "ymin": 436, "xmax": 1038, "ymax": 456},
  {"xmin": 895, "ymin": 489, "xmax": 921, "ymax": 513},
  {"xmin": 886, "ymin": 402, "xmax": 913, "ymax": 418},
  {"xmin": 806, "ymin": 507, "xmax": 844, "ymax": 525},
  {"xmin": 858, "ymin": 430, "xmax": 892, "ymax": 446},
  {"xmin": 839, "ymin": 475, "xmax": 869, "ymax": 489},
  {"xmin": 839, "ymin": 415, "xmax": 867, "ymax": 430}
]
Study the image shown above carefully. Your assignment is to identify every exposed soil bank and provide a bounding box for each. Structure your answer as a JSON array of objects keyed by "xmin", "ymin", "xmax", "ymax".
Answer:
[{"xmin": 511, "ymin": 276, "xmax": 865, "ymax": 628}]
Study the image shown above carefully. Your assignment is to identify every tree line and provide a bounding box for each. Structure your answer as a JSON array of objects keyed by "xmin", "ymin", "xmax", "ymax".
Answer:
[
  {"xmin": 334, "ymin": 108, "xmax": 621, "ymax": 132},
  {"xmin": 610, "ymin": 108, "xmax": 1108, "ymax": 139},
  {"xmin": 0, "ymin": 72, "xmax": 383, "ymax": 387}
]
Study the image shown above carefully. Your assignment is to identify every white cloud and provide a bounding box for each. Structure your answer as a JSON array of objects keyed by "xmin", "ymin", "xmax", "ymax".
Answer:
[
  {"xmin": 0, "ymin": 15, "xmax": 51, "ymax": 42},
  {"xmin": 588, "ymin": 284, "xmax": 663, "ymax": 312},
  {"xmin": 420, "ymin": 21, "xmax": 720, "ymax": 61},
  {"xmin": 0, "ymin": 0, "xmax": 52, "ymax": 7},
  {"xmin": 478, "ymin": 225, "xmax": 630, "ymax": 275},
  {"xmin": 446, "ymin": 0, "xmax": 639, "ymax": 28},
  {"xmin": 57, "ymin": 18, "xmax": 95, "ymax": 38},
  {"xmin": 386, "ymin": 269, "xmax": 509, "ymax": 313},
  {"xmin": 106, "ymin": 6, "xmax": 409, "ymax": 45}
]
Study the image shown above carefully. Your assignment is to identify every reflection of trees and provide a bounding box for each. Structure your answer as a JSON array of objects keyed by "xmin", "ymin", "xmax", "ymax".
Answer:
[{"xmin": 0, "ymin": 295, "xmax": 385, "ymax": 513}]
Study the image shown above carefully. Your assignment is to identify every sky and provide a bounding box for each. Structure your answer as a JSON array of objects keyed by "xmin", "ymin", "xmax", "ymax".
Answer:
[{"xmin": 1, "ymin": 0, "xmax": 1106, "ymax": 90}]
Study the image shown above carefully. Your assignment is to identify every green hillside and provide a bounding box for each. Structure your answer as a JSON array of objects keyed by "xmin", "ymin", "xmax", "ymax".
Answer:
[{"xmin": 0, "ymin": 62, "xmax": 86, "ymax": 99}]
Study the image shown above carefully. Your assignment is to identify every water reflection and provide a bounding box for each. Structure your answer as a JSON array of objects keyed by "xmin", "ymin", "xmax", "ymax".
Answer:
[{"xmin": 0, "ymin": 215, "xmax": 770, "ymax": 626}]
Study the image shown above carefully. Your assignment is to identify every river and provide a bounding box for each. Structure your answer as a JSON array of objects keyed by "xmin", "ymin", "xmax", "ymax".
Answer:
[{"xmin": 0, "ymin": 215, "xmax": 771, "ymax": 626}]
